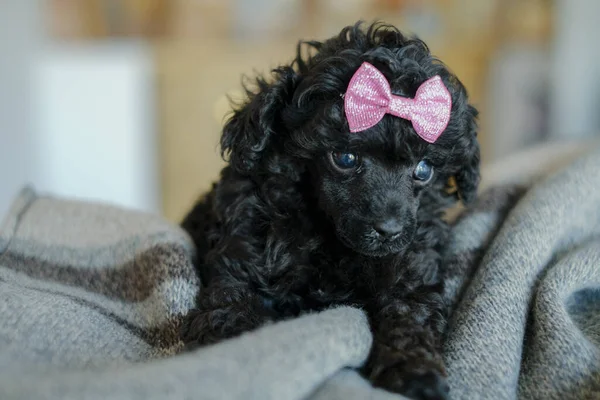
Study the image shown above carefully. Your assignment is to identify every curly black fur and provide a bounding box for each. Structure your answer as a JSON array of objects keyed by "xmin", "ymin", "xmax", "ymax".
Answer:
[{"xmin": 180, "ymin": 21, "xmax": 480, "ymax": 400}]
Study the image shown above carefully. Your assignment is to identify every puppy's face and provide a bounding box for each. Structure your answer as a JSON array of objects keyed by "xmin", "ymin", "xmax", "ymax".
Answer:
[
  {"xmin": 301, "ymin": 104, "xmax": 455, "ymax": 256},
  {"xmin": 312, "ymin": 142, "xmax": 434, "ymax": 257}
]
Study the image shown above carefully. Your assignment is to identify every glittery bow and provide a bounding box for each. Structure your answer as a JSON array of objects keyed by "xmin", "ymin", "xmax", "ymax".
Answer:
[{"xmin": 344, "ymin": 62, "xmax": 452, "ymax": 143}]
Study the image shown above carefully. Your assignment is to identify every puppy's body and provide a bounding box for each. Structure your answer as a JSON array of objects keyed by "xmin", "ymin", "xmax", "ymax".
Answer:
[{"xmin": 181, "ymin": 22, "xmax": 479, "ymax": 400}]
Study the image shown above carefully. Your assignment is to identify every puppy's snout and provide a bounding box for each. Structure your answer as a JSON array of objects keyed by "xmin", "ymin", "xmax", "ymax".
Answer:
[{"xmin": 373, "ymin": 218, "xmax": 403, "ymax": 238}]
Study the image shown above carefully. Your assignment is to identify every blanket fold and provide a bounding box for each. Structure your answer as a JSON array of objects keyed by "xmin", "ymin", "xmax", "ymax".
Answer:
[
  {"xmin": 443, "ymin": 147, "xmax": 600, "ymax": 399},
  {"xmin": 1, "ymin": 142, "xmax": 600, "ymax": 399}
]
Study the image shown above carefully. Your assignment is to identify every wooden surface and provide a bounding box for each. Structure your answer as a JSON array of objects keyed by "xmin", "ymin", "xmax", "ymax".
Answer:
[{"xmin": 155, "ymin": 38, "xmax": 301, "ymax": 221}]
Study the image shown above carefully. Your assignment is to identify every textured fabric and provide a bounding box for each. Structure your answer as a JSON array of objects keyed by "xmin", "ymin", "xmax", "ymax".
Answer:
[
  {"xmin": 443, "ymin": 146, "xmax": 600, "ymax": 400},
  {"xmin": 0, "ymin": 188, "xmax": 373, "ymax": 400},
  {"xmin": 0, "ymin": 190, "xmax": 199, "ymax": 372},
  {"xmin": 1, "ymin": 142, "xmax": 600, "ymax": 399},
  {"xmin": 344, "ymin": 62, "xmax": 451, "ymax": 142}
]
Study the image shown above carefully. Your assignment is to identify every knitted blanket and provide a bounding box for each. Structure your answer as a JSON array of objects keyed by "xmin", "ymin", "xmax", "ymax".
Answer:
[{"xmin": 1, "ymin": 142, "xmax": 599, "ymax": 400}]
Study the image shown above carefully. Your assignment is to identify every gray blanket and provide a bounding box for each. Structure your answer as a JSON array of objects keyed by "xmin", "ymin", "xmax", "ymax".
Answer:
[{"xmin": 1, "ymin": 143, "xmax": 600, "ymax": 400}]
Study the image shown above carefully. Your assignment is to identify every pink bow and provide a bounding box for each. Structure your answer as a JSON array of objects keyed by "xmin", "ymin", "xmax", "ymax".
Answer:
[{"xmin": 344, "ymin": 62, "xmax": 452, "ymax": 143}]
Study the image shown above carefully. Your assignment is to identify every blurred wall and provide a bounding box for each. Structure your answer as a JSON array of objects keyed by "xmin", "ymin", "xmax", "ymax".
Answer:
[
  {"xmin": 0, "ymin": 1, "xmax": 42, "ymax": 217},
  {"xmin": 549, "ymin": 0, "xmax": 600, "ymax": 139},
  {"xmin": 32, "ymin": 41, "xmax": 160, "ymax": 214},
  {"xmin": 0, "ymin": 1, "xmax": 161, "ymax": 218}
]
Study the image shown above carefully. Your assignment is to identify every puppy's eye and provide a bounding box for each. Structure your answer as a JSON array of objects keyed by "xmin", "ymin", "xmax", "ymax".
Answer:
[
  {"xmin": 413, "ymin": 160, "xmax": 433, "ymax": 182},
  {"xmin": 330, "ymin": 152, "xmax": 359, "ymax": 171}
]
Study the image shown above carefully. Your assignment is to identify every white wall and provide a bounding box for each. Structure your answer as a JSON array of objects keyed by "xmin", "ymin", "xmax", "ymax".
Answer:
[
  {"xmin": 32, "ymin": 42, "xmax": 160, "ymax": 214},
  {"xmin": 0, "ymin": 1, "xmax": 160, "ymax": 220},
  {"xmin": 0, "ymin": 1, "xmax": 41, "ymax": 218}
]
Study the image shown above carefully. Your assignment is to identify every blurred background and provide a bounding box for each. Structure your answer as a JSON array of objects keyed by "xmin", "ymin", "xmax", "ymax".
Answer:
[{"xmin": 1, "ymin": 0, "xmax": 599, "ymax": 222}]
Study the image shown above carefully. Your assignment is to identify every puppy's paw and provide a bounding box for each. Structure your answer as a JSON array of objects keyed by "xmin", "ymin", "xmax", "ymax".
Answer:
[
  {"xmin": 180, "ymin": 299, "xmax": 275, "ymax": 350},
  {"xmin": 179, "ymin": 308, "xmax": 222, "ymax": 349}
]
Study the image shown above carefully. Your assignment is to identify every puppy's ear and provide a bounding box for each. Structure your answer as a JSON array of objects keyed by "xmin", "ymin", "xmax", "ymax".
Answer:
[
  {"xmin": 221, "ymin": 67, "xmax": 299, "ymax": 175},
  {"xmin": 455, "ymin": 104, "xmax": 481, "ymax": 204}
]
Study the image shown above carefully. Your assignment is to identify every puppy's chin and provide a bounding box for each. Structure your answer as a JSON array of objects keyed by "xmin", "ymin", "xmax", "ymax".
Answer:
[{"xmin": 335, "ymin": 225, "xmax": 415, "ymax": 258}]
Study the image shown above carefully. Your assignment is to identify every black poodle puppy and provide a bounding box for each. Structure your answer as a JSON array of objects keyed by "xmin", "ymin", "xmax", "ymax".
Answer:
[{"xmin": 181, "ymin": 21, "xmax": 480, "ymax": 400}]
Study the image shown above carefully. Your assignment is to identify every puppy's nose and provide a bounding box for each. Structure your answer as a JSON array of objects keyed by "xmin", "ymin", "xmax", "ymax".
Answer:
[{"xmin": 373, "ymin": 219, "xmax": 402, "ymax": 238}]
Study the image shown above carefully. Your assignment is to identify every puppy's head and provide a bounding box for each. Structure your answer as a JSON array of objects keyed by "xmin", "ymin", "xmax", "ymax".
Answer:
[{"xmin": 221, "ymin": 22, "xmax": 480, "ymax": 257}]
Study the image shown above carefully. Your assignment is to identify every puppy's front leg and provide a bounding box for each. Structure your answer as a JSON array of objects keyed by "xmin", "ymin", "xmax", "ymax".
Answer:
[
  {"xmin": 365, "ymin": 292, "xmax": 449, "ymax": 400},
  {"xmin": 180, "ymin": 282, "xmax": 276, "ymax": 349}
]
